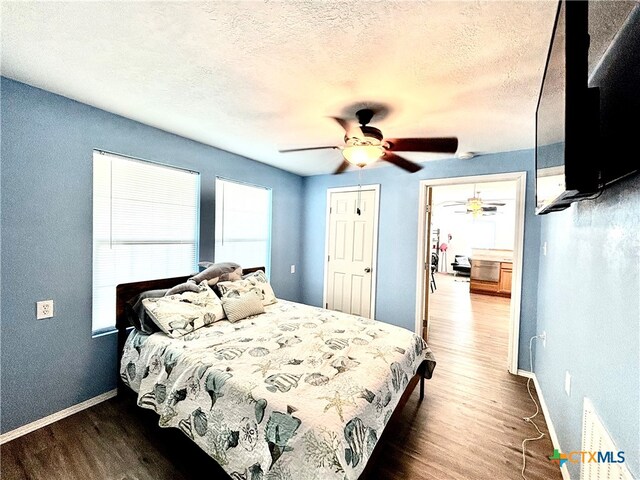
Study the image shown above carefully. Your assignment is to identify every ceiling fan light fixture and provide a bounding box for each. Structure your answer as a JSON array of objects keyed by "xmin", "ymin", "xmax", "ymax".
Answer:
[
  {"xmin": 280, "ymin": 108, "xmax": 455, "ymax": 174},
  {"xmin": 342, "ymin": 144, "xmax": 385, "ymax": 168},
  {"xmin": 464, "ymin": 195, "xmax": 483, "ymax": 218},
  {"xmin": 467, "ymin": 197, "xmax": 483, "ymax": 213}
]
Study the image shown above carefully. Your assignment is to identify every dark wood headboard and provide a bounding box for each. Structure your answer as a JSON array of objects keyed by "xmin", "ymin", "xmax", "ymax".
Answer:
[{"xmin": 115, "ymin": 266, "xmax": 265, "ymax": 390}]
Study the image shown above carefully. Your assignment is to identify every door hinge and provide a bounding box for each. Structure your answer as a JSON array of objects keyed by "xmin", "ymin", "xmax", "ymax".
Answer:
[
  {"xmin": 327, "ymin": 255, "xmax": 330, "ymax": 262},
  {"xmin": 325, "ymin": 303, "xmax": 328, "ymax": 309},
  {"xmin": 426, "ymin": 204, "xmax": 432, "ymax": 213},
  {"xmin": 330, "ymin": 207, "xmax": 332, "ymax": 214}
]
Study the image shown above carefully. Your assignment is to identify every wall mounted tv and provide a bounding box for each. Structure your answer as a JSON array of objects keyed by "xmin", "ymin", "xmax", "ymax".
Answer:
[{"xmin": 535, "ymin": 0, "xmax": 640, "ymax": 215}]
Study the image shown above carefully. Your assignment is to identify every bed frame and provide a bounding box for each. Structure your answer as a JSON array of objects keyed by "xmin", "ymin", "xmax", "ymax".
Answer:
[{"xmin": 115, "ymin": 267, "xmax": 427, "ymax": 478}]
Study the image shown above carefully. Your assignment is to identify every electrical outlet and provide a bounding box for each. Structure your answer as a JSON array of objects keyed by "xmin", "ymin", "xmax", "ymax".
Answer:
[
  {"xmin": 565, "ymin": 371, "xmax": 571, "ymax": 397},
  {"xmin": 36, "ymin": 300, "xmax": 54, "ymax": 320},
  {"xmin": 542, "ymin": 331, "xmax": 547, "ymax": 348},
  {"xmin": 290, "ymin": 264, "xmax": 296, "ymax": 274}
]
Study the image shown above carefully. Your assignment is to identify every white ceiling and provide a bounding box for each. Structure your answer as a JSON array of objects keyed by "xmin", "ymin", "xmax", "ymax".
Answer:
[{"xmin": 1, "ymin": 1, "xmax": 635, "ymax": 176}]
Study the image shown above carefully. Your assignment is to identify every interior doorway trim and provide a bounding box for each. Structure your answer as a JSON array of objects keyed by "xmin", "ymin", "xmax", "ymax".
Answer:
[
  {"xmin": 323, "ymin": 184, "xmax": 381, "ymax": 319},
  {"xmin": 415, "ymin": 172, "xmax": 527, "ymax": 374}
]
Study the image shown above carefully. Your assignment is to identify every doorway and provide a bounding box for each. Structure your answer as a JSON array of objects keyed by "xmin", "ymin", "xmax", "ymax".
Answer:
[
  {"xmin": 415, "ymin": 173, "xmax": 526, "ymax": 374},
  {"xmin": 323, "ymin": 185, "xmax": 380, "ymax": 318}
]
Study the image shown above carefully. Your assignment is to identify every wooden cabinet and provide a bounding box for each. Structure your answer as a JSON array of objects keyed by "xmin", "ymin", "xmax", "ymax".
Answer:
[
  {"xmin": 470, "ymin": 261, "xmax": 512, "ymax": 298},
  {"xmin": 470, "ymin": 279, "xmax": 500, "ymax": 294},
  {"xmin": 498, "ymin": 262, "xmax": 512, "ymax": 296}
]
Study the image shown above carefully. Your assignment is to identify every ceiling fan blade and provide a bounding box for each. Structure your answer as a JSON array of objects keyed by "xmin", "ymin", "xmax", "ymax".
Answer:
[
  {"xmin": 483, "ymin": 202, "xmax": 506, "ymax": 206},
  {"xmin": 381, "ymin": 152, "xmax": 422, "ymax": 173},
  {"xmin": 333, "ymin": 160, "xmax": 350, "ymax": 175},
  {"xmin": 385, "ymin": 137, "xmax": 459, "ymax": 153},
  {"xmin": 330, "ymin": 117, "xmax": 364, "ymax": 140},
  {"xmin": 279, "ymin": 146, "xmax": 338, "ymax": 153}
]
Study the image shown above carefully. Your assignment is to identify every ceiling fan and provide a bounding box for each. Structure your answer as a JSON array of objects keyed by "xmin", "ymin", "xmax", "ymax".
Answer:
[
  {"xmin": 278, "ymin": 108, "xmax": 458, "ymax": 174},
  {"xmin": 440, "ymin": 187, "xmax": 506, "ymax": 216}
]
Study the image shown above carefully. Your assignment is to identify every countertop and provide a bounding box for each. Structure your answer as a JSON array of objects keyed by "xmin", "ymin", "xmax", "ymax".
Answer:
[{"xmin": 471, "ymin": 248, "xmax": 513, "ymax": 263}]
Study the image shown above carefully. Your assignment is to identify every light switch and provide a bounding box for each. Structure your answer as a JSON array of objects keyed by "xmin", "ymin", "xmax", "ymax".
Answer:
[{"xmin": 290, "ymin": 264, "xmax": 296, "ymax": 274}]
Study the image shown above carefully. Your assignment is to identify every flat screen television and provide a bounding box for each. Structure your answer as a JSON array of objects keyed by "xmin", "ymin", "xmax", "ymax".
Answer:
[
  {"xmin": 535, "ymin": 1, "xmax": 640, "ymax": 214},
  {"xmin": 535, "ymin": 0, "xmax": 600, "ymax": 214}
]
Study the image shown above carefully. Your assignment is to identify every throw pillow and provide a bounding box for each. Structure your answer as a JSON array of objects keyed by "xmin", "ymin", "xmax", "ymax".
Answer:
[
  {"xmin": 143, "ymin": 282, "xmax": 225, "ymax": 337},
  {"xmin": 218, "ymin": 270, "xmax": 277, "ymax": 306},
  {"xmin": 221, "ymin": 290, "xmax": 265, "ymax": 323},
  {"xmin": 125, "ymin": 288, "xmax": 169, "ymax": 334}
]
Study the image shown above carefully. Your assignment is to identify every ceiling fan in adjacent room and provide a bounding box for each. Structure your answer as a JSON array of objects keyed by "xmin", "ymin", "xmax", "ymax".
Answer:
[
  {"xmin": 441, "ymin": 187, "xmax": 506, "ymax": 216},
  {"xmin": 278, "ymin": 108, "xmax": 458, "ymax": 174}
]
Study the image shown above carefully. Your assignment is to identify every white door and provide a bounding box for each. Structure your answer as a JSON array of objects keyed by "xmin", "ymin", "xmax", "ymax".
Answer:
[{"xmin": 325, "ymin": 188, "xmax": 378, "ymax": 318}]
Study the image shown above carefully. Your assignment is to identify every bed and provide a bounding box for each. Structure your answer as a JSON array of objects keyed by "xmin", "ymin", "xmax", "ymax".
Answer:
[{"xmin": 116, "ymin": 267, "xmax": 435, "ymax": 480}]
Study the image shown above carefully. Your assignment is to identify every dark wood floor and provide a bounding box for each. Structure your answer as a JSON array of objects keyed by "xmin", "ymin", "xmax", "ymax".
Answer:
[
  {"xmin": 374, "ymin": 273, "xmax": 562, "ymax": 479},
  {"xmin": 1, "ymin": 274, "xmax": 562, "ymax": 480}
]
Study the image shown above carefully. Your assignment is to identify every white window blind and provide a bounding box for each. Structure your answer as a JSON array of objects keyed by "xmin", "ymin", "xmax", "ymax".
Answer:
[
  {"xmin": 214, "ymin": 178, "xmax": 271, "ymax": 271},
  {"xmin": 92, "ymin": 151, "xmax": 199, "ymax": 334}
]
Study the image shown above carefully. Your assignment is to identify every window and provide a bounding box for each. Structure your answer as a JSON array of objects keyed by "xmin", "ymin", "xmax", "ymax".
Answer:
[
  {"xmin": 92, "ymin": 151, "xmax": 199, "ymax": 334},
  {"xmin": 214, "ymin": 178, "xmax": 271, "ymax": 272}
]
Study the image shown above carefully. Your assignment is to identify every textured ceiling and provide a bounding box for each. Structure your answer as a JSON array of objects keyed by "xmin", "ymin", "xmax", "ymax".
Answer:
[{"xmin": 1, "ymin": 1, "xmax": 636, "ymax": 176}]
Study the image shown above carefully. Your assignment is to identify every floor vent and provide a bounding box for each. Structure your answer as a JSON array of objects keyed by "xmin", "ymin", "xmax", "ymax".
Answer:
[{"xmin": 581, "ymin": 398, "xmax": 634, "ymax": 480}]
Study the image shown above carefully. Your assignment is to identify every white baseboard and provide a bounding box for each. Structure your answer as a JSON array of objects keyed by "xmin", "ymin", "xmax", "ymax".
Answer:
[
  {"xmin": 0, "ymin": 388, "xmax": 118, "ymax": 445},
  {"xmin": 518, "ymin": 369, "xmax": 570, "ymax": 480}
]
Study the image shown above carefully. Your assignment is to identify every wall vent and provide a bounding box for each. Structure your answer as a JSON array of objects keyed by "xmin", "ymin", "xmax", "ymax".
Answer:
[{"xmin": 581, "ymin": 397, "xmax": 634, "ymax": 480}]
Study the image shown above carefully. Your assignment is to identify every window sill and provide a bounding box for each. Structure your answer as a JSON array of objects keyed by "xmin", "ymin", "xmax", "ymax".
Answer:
[{"xmin": 91, "ymin": 328, "xmax": 117, "ymax": 339}]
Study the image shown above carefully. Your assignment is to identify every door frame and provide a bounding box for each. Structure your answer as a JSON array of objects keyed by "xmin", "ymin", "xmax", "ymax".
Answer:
[
  {"xmin": 421, "ymin": 186, "xmax": 434, "ymax": 341},
  {"xmin": 414, "ymin": 172, "xmax": 527, "ymax": 374},
  {"xmin": 323, "ymin": 184, "xmax": 381, "ymax": 319}
]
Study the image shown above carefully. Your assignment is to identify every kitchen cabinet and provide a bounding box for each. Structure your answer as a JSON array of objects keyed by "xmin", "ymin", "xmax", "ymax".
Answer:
[
  {"xmin": 498, "ymin": 262, "xmax": 513, "ymax": 295},
  {"xmin": 470, "ymin": 261, "xmax": 512, "ymax": 298}
]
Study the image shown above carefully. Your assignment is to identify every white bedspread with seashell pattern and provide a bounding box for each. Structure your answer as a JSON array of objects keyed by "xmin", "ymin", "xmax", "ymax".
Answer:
[{"xmin": 121, "ymin": 299, "xmax": 435, "ymax": 480}]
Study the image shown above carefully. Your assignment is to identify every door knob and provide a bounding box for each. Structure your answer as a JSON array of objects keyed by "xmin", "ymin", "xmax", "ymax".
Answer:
[{"xmin": 364, "ymin": 267, "xmax": 371, "ymax": 273}]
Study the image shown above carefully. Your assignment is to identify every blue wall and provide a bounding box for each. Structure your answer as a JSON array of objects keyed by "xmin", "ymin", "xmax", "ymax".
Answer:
[
  {"xmin": 0, "ymin": 78, "xmax": 303, "ymax": 433},
  {"xmin": 301, "ymin": 149, "xmax": 541, "ymax": 368},
  {"xmin": 535, "ymin": 8, "xmax": 640, "ymax": 477},
  {"xmin": 4, "ymin": 74, "xmax": 636, "ymax": 479},
  {"xmin": 535, "ymin": 155, "xmax": 640, "ymax": 479}
]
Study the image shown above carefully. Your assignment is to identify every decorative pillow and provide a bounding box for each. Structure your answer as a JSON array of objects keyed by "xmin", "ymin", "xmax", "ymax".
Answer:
[
  {"xmin": 125, "ymin": 288, "xmax": 169, "ymax": 334},
  {"xmin": 143, "ymin": 282, "xmax": 225, "ymax": 337},
  {"xmin": 218, "ymin": 270, "xmax": 277, "ymax": 306},
  {"xmin": 165, "ymin": 262, "xmax": 242, "ymax": 296},
  {"xmin": 221, "ymin": 290, "xmax": 265, "ymax": 323}
]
